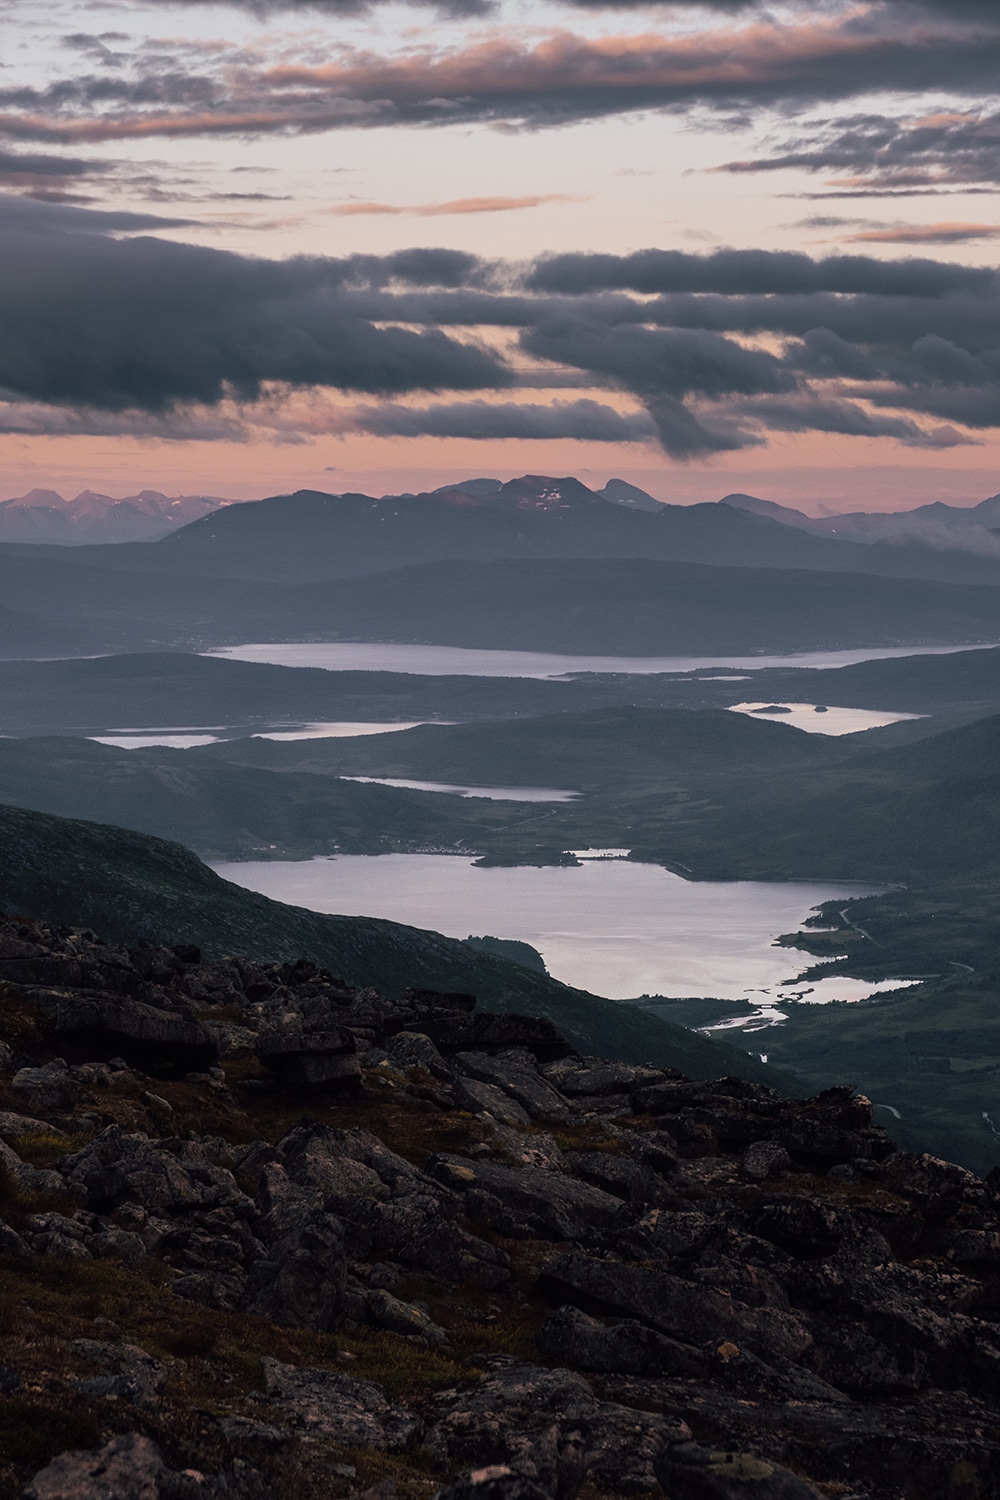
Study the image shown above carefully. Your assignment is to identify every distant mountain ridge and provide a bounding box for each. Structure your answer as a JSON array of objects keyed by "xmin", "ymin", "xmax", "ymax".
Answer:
[
  {"xmin": 6, "ymin": 472, "xmax": 1000, "ymax": 584},
  {"xmin": 0, "ymin": 487, "xmax": 236, "ymax": 544},
  {"xmin": 723, "ymin": 490, "xmax": 1000, "ymax": 553}
]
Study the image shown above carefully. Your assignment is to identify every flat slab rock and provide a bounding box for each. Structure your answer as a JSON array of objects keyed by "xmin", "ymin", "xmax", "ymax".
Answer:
[
  {"xmin": 260, "ymin": 1356, "xmax": 422, "ymax": 1449},
  {"xmin": 424, "ymin": 1361, "xmax": 690, "ymax": 1495}
]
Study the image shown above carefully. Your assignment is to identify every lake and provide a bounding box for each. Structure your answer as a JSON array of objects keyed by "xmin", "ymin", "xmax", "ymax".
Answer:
[
  {"xmin": 207, "ymin": 640, "xmax": 994, "ymax": 680},
  {"xmin": 342, "ymin": 777, "xmax": 578, "ymax": 802},
  {"xmin": 728, "ymin": 702, "xmax": 924, "ymax": 735},
  {"xmin": 211, "ymin": 852, "xmax": 882, "ymax": 1003},
  {"xmin": 91, "ymin": 721, "xmax": 432, "ymax": 750}
]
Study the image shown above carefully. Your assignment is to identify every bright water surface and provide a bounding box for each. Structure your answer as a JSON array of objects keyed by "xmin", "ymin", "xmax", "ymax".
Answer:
[
  {"xmin": 92, "ymin": 721, "xmax": 431, "ymax": 749},
  {"xmin": 211, "ymin": 852, "xmax": 883, "ymax": 1003},
  {"xmin": 728, "ymin": 702, "xmax": 924, "ymax": 735},
  {"xmin": 342, "ymin": 777, "xmax": 578, "ymax": 802},
  {"xmin": 208, "ymin": 640, "xmax": 996, "ymax": 680}
]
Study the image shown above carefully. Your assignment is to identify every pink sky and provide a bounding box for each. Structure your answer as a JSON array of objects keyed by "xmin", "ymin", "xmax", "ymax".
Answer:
[{"xmin": 2, "ymin": 0, "xmax": 1000, "ymax": 512}]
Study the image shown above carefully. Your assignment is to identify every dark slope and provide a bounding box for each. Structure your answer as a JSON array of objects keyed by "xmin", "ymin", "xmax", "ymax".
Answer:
[
  {"xmin": 853, "ymin": 709, "xmax": 1000, "ymax": 778},
  {"xmin": 14, "ymin": 482, "xmax": 1000, "ymax": 586},
  {"xmin": 0, "ymin": 551, "xmax": 268, "ymax": 656},
  {"xmin": 0, "ymin": 800, "xmax": 790, "ymax": 1089},
  {"xmin": 206, "ymin": 705, "xmax": 839, "ymax": 787},
  {"xmin": 0, "ymin": 734, "xmax": 507, "ymax": 860},
  {"xmin": 3, "ymin": 646, "xmax": 1000, "ymax": 739},
  {"xmin": 7, "ymin": 548, "xmax": 1000, "ymax": 658},
  {"xmin": 0, "ymin": 652, "xmax": 608, "ymax": 735},
  {"xmin": 629, "ymin": 713, "xmax": 1000, "ymax": 884},
  {"xmin": 205, "ymin": 705, "xmax": 1000, "ymax": 884},
  {"xmin": 0, "ymin": 487, "xmax": 867, "ymax": 582},
  {"xmin": 0, "ymin": 603, "xmax": 71, "ymax": 657},
  {"xmin": 255, "ymin": 557, "xmax": 1000, "ymax": 655},
  {"xmin": 1, "ymin": 709, "xmax": 995, "ymax": 882}
]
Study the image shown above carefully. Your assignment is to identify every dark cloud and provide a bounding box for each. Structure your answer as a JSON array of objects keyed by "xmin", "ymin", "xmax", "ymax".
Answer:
[
  {"xmin": 844, "ymin": 223, "xmax": 1000, "ymax": 245},
  {"xmin": 353, "ymin": 397, "xmax": 656, "ymax": 442},
  {"xmin": 718, "ymin": 110, "xmax": 1000, "ymax": 193},
  {"xmin": 4, "ymin": 13, "xmax": 1000, "ymax": 145},
  {"xmin": 4, "ymin": 199, "xmax": 1000, "ymax": 457},
  {"xmin": 520, "ymin": 319, "xmax": 795, "ymax": 400},
  {"xmin": 0, "ymin": 148, "xmax": 105, "ymax": 181},
  {"xmin": 527, "ymin": 247, "xmax": 994, "ymax": 298},
  {"xmin": 0, "ymin": 193, "xmax": 196, "ymax": 233},
  {"xmin": 0, "ymin": 148, "xmax": 115, "ymax": 204},
  {"xmin": 0, "ymin": 200, "xmax": 509, "ymax": 411},
  {"xmin": 159, "ymin": 0, "xmax": 494, "ymax": 12},
  {"xmin": 720, "ymin": 395, "xmax": 979, "ymax": 448}
]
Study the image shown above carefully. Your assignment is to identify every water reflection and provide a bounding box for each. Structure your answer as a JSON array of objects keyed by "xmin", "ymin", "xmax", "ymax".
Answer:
[
  {"xmin": 211, "ymin": 851, "xmax": 881, "ymax": 1003},
  {"xmin": 728, "ymin": 702, "xmax": 924, "ymax": 736},
  {"xmin": 208, "ymin": 640, "xmax": 996, "ymax": 680}
]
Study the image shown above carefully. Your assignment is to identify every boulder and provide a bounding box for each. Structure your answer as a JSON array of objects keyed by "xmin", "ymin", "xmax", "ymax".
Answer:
[
  {"xmin": 538, "ymin": 1254, "xmax": 812, "ymax": 1364},
  {"xmin": 542, "ymin": 1060, "xmax": 671, "ymax": 1099},
  {"xmin": 740, "ymin": 1142, "xmax": 791, "ymax": 1182},
  {"xmin": 256, "ymin": 1028, "xmax": 360, "ymax": 1092},
  {"xmin": 60, "ymin": 1129, "xmax": 239, "ymax": 1215},
  {"xmin": 386, "ymin": 1031, "xmax": 456, "ymax": 1083},
  {"xmin": 453, "ymin": 1079, "xmax": 532, "ymax": 1127},
  {"xmin": 535, "ymin": 1306, "xmax": 706, "ymax": 1379},
  {"xmin": 10, "ymin": 1060, "xmax": 77, "ymax": 1113},
  {"xmin": 261, "ymin": 1357, "xmax": 421, "ymax": 1449},
  {"xmin": 44, "ymin": 993, "xmax": 218, "ymax": 1077},
  {"xmin": 21, "ymin": 1433, "xmax": 204, "ymax": 1500},
  {"xmin": 366, "ymin": 1289, "xmax": 450, "ymax": 1346},
  {"xmin": 427, "ymin": 1155, "xmax": 625, "ymax": 1241},
  {"xmin": 425, "ymin": 1363, "xmax": 687, "ymax": 1495},
  {"xmin": 654, "ymin": 1440, "xmax": 824, "ymax": 1500},
  {"xmin": 70, "ymin": 1340, "xmax": 166, "ymax": 1410},
  {"xmin": 453, "ymin": 1052, "xmax": 569, "ymax": 1121},
  {"xmin": 243, "ymin": 1164, "xmax": 346, "ymax": 1331},
  {"xmin": 749, "ymin": 1198, "xmax": 844, "ymax": 1259}
]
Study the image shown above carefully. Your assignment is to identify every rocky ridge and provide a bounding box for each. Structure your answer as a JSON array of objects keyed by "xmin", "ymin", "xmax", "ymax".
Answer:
[{"xmin": 0, "ymin": 912, "xmax": 998, "ymax": 1500}]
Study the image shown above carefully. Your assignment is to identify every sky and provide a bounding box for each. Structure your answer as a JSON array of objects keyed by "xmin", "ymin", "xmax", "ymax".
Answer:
[{"xmin": 1, "ymin": 0, "xmax": 1000, "ymax": 511}]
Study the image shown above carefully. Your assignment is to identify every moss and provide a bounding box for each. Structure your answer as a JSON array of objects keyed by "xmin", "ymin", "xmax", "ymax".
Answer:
[
  {"xmin": 15, "ymin": 1131, "xmax": 91, "ymax": 1170},
  {"xmin": 0, "ymin": 1396, "xmax": 100, "ymax": 1469}
]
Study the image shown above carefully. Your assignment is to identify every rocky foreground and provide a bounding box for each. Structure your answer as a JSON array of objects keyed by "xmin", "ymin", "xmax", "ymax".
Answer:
[{"xmin": 0, "ymin": 914, "xmax": 998, "ymax": 1500}]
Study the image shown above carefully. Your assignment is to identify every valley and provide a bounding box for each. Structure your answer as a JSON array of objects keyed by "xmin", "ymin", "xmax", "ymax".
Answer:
[{"xmin": 1, "ymin": 476, "xmax": 999, "ymax": 1176}]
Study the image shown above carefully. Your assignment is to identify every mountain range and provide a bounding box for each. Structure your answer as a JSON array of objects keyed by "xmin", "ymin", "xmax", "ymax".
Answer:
[
  {"xmin": 727, "ymin": 490, "xmax": 1000, "ymax": 547},
  {"xmin": 7, "ymin": 475, "xmax": 1000, "ymax": 586},
  {"xmin": 0, "ymin": 487, "xmax": 235, "ymax": 544}
]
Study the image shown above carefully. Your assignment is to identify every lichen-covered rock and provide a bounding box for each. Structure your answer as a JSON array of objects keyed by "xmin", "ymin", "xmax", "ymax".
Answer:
[
  {"xmin": 426, "ymin": 1155, "xmax": 625, "ymax": 1241},
  {"xmin": 654, "ymin": 1440, "xmax": 825, "ymax": 1500},
  {"xmin": 70, "ymin": 1340, "xmax": 166, "ymax": 1410},
  {"xmin": 22, "ymin": 1433, "xmax": 190, "ymax": 1500},
  {"xmin": 242, "ymin": 1164, "xmax": 346, "ymax": 1331},
  {"xmin": 260, "ymin": 1357, "xmax": 421, "ymax": 1449}
]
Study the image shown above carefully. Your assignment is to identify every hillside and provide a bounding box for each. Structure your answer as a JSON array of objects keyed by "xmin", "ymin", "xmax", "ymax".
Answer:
[
  {"xmin": 207, "ymin": 705, "xmax": 838, "ymax": 787},
  {"xmin": 204, "ymin": 706, "xmax": 1000, "ymax": 884},
  {"xmin": 0, "ymin": 800, "xmax": 788, "ymax": 1089},
  {"xmin": 6, "ymin": 550, "xmax": 1000, "ymax": 659},
  {"xmin": 2, "ymin": 646, "xmax": 1000, "ymax": 741},
  {"xmin": 1, "ymin": 710, "xmax": 997, "ymax": 884},
  {"xmin": 1, "ymin": 908, "xmax": 997, "ymax": 1500}
]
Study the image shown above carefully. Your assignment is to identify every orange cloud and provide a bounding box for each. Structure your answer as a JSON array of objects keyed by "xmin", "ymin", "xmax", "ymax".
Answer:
[
  {"xmin": 327, "ymin": 193, "xmax": 581, "ymax": 216},
  {"xmin": 846, "ymin": 222, "xmax": 1000, "ymax": 243},
  {"xmin": 0, "ymin": 13, "xmax": 974, "ymax": 144}
]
